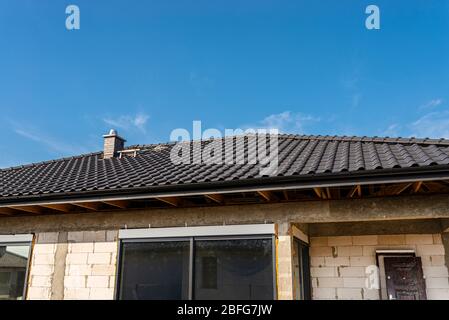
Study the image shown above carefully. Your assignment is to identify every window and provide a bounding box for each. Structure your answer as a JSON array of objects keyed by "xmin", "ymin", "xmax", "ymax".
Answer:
[
  {"xmin": 0, "ymin": 235, "xmax": 32, "ymax": 300},
  {"xmin": 194, "ymin": 238, "xmax": 273, "ymax": 300},
  {"xmin": 118, "ymin": 241, "xmax": 190, "ymax": 300},
  {"xmin": 117, "ymin": 225, "xmax": 276, "ymax": 300}
]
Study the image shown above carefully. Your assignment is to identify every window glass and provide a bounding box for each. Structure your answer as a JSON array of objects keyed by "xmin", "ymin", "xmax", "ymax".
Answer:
[
  {"xmin": 0, "ymin": 244, "xmax": 30, "ymax": 300},
  {"xmin": 118, "ymin": 241, "xmax": 190, "ymax": 300},
  {"xmin": 194, "ymin": 238, "xmax": 273, "ymax": 300}
]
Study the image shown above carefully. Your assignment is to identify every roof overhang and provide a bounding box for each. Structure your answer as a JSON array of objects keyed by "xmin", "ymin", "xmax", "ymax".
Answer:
[{"xmin": 1, "ymin": 165, "xmax": 449, "ymax": 207}]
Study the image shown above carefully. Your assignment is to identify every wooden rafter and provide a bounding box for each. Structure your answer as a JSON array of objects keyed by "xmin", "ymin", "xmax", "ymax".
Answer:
[
  {"xmin": 394, "ymin": 183, "xmax": 413, "ymax": 195},
  {"xmin": 102, "ymin": 200, "xmax": 130, "ymax": 209},
  {"xmin": 326, "ymin": 188, "xmax": 332, "ymax": 199},
  {"xmin": 413, "ymin": 181, "xmax": 423, "ymax": 193},
  {"xmin": 348, "ymin": 185, "xmax": 362, "ymax": 198},
  {"xmin": 156, "ymin": 196, "xmax": 180, "ymax": 207},
  {"xmin": 257, "ymin": 190, "xmax": 276, "ymax": 202},
  {"xmin": 313, "ymin": 187, "xmax": 324, "ymax": 199},
  {"xmin": 0, "ymin": 207, "xmax": 20, "ymax": 215},
  {"xmin": 9, "ymin": 205, "xmax": 43, "ymax": 214},
  {"xmin": 205, "ymin": 194, "xmax": 224, "ymax": 204},
  {"xmin": 40, "ymin": 203, "xmax": 73, "ymax": 213},
  {"xmin": 71, "ymin": 202, "xmax": 100, "ymax": 211}
]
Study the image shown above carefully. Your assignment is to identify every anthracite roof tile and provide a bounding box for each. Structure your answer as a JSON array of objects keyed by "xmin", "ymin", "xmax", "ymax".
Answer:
[{"xmin": 1, "ymin": 134, "xmax": 449, "ymax": 201}]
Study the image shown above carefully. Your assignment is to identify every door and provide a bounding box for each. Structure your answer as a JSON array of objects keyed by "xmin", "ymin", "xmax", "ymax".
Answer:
[{"xmin": 384, "ymin": 256, "xmax": 426, "ymax": 300}]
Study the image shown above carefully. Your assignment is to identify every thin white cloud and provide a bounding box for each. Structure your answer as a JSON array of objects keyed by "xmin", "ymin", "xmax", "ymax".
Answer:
[
  {"xmin": 382, "ymin": 110, "xmax": 449, "ymax": 139},
  {"xmin": 254, "ymin": 111, "xmax": 321, "ymax": 134},
  {"xmin": 409, "ymin": 111, "xmax": 449, "ymax": 139},
  {"xmin": 382, "ymin": 123, "xmax": 402, "ymax": 137},
  {"xmin": 103, "ymin": 113, "xmax": 149, "ymax": 133},
  {"xmin": 419, "ymin": 98, "xmax": 443, "ymax": 110},
  {"xmin": 11, "ymin": 124, "xmax": 87, "ymax": 156}
]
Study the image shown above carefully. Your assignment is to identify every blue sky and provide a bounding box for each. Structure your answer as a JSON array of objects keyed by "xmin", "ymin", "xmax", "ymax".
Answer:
[{"xmin": 0, "ymin": 0, "xmax": 448, "ymax": 167}]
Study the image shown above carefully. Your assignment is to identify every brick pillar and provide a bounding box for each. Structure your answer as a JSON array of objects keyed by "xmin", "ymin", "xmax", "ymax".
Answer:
[
  {"xmin": 443, "ymin": 233, "xmax": 449, "ymax": 275},
  {"xmin": 276, "ymin": 223, "xmax": 294, "ymax": 300}
]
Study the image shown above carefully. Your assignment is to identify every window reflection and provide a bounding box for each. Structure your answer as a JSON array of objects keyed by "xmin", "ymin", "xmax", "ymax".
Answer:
[
  {"xmin": 119, "ymin": 241, "xmax": 190, "ymax": 300},
  {"xmin": 194, "ymin": 239, "xmax": 273, "ymax": 300},
  {"xmin": 118, "ymin": 237, "xmax": 274, "ymax": 300},
  {"xmin": 0, "ymin": 245, "xmax": 30, "ymax": 300}
]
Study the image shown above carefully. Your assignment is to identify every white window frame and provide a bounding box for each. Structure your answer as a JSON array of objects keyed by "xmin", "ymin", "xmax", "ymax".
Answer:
[
  {"xmin": 119, "ymin": 224, "xmax": 276, "ymax": 239},
  {"xmin": 0, "ymin": 233, "xmax": 33, "ymax": 300}
]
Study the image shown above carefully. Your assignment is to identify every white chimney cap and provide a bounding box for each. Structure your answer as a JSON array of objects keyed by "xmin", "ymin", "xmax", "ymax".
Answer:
[{"xmin": 109, "ymin": 129, "xmax": 117, "ymax": 135}]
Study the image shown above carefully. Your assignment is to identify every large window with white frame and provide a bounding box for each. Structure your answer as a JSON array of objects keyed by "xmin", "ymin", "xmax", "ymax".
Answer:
[
  {"xmin": 116, "ymin": 225, "xmax": 276, "ymax": 300},
  {"xmin": 0, "ymin": 235, "xmax": 33, "ymax": 300}
]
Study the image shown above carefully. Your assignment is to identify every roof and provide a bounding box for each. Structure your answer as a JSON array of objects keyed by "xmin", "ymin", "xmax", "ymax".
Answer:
[{"xmin": 1, "ymin": 134, "xmax": 449, "ymax": 204}]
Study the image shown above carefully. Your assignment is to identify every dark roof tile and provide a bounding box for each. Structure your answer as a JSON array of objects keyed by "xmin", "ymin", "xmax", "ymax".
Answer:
[{"xmin": 1, "ymin": 134, "xmax": 449, "ymax": 201}]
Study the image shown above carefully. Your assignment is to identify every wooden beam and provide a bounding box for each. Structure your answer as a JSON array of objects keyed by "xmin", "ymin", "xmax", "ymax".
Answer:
[
  {"xmin": 413, "ymin": 181, "xmax": 423, "ymax": 193},
  {"xmin": 9, "ymin": 205, "xmax": 43, "ymax": 214},
  {"xmin": 395, "ymin": 183, "xmax": 413, "ymax": 195},
  {"xmin": 40, "ymin": 203, "xmax": 73, "ymax": 213},
  {"xmin": 283, "ymin": 190, "xmax": 289, "ymax": 201},
  {"xmin": 326, "ymin": 188, "xmax": 332, "ymax": 199},
  {"xmin": 71, "ymin": 202, "xmax": 100, "ymax": 211},
  {"xmin": 0, "ymin": 207, "xmax": 20, "ymax": 215},
  {"xmin": 313, "ymin": 188, "xmax": 323, "ymax": 199},
  {"xmin": 348, "ymin": 185, "xmax": 361, "ymax": 198},
  {"xmin": 102, "ymin": 200, "xmax": 130, "ymax": 209},
  {"xmin": 156, "ymin": 196, "xmax": 180, "ymax": 207},
  {"xmin": 205, "ymin": 194, "xmax": 224, "ymax": 204},
  {"xmin": 257, "ymin": 191, "xmax": 276, "ymax": 202}
]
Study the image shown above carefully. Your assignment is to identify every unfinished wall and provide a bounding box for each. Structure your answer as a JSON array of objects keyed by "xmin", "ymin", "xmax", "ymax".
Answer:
[
  {"xmin": 64, "ymin": 230, "xmax": 118, "ymax": 299},
  {"xmin": 310, "ymin": 234, "xmax": 449, "ymax": 300},
  {"xmin": 9, "ymin": 195, "xmax": 449, "ymax": 300},
  {"xmin": 27, "ymin": 231, "xmax": 119, "ymax": 300}
]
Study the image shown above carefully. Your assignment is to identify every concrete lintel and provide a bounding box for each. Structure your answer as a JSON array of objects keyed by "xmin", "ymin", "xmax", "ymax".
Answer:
[
  {"xmin": 309, "ymin": 219, "xmax": 444, "ymax": 237},
  {"xmin": 0, "ymin": 194, "xmax": 448, "ymax": 234}
]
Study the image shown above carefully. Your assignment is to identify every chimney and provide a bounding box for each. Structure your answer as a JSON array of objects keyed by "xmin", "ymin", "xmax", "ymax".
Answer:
[{"xmin": 103, "ymin": 129, "xmax": 126, "ymax": 159}]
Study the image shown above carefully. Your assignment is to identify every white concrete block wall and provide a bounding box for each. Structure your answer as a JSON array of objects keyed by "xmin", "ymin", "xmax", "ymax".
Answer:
[
  {"xmin": 64, "ymin": 230, "xmax": 118, "ymax": 300},
  {"xmin": 277, "ymin": 235, "xmax": 294, "ymax": 300},
  {"xmin": 310, "ymin": 234, "xmax": 449, "ymax": 300},
  {"xmin": 27, "ymin": 232, "xmax": 59, "ymax": 300}
]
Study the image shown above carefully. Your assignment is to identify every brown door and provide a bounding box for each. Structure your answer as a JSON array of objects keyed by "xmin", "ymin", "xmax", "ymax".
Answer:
[{"xmin": 384, "ymin": 256, "xmax": 427, "ymax": 300}]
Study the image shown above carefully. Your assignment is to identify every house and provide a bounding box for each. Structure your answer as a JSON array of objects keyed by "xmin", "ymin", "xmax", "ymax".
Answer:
[{"xmin": 0, "ymin": 130, "xmax": 449, "ymax": 300}]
